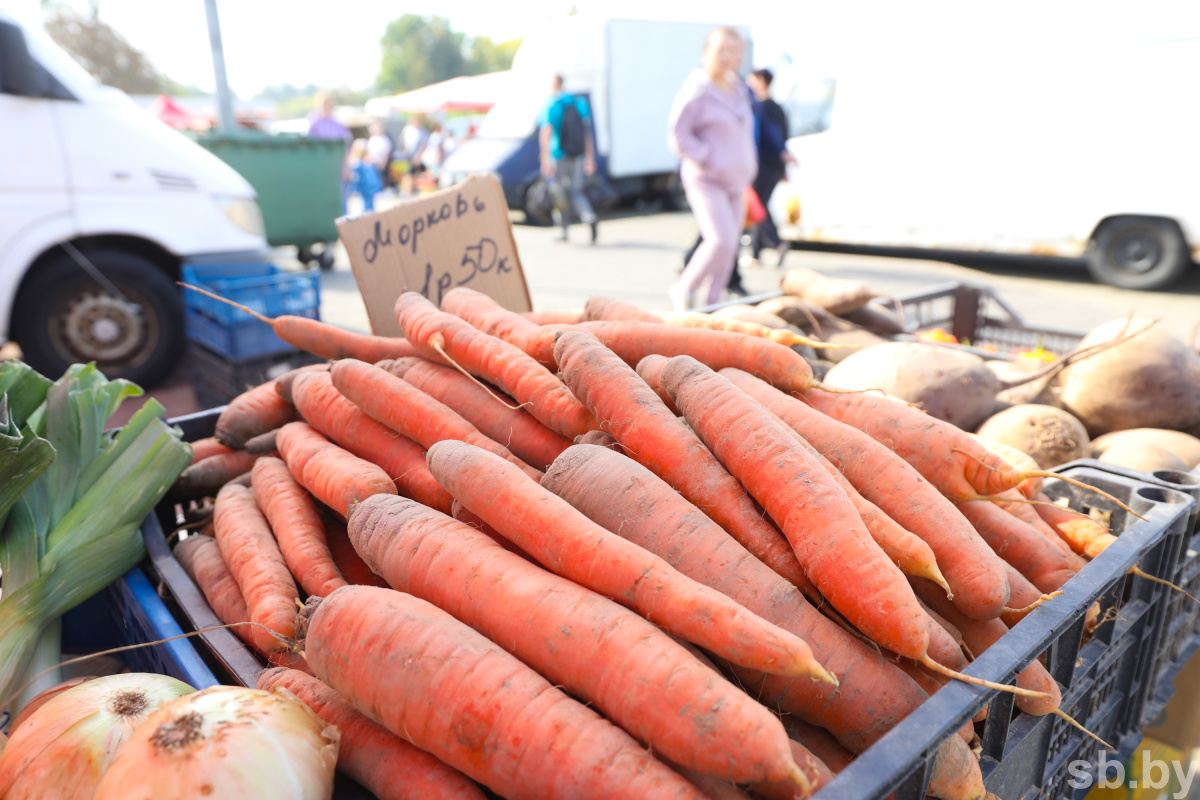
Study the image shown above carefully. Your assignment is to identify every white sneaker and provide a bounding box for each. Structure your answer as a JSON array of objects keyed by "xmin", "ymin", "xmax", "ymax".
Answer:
[{"xmin": 667, "ymin": 283, "xmax": 692, "ymax": 313}]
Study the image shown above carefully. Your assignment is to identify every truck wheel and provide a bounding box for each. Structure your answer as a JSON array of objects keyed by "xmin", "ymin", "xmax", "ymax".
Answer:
[
  {"xmin": 1086, "ymin": 217, "xmax": 1191, "ymax": 290},
  {"xmin": 10, "ymin": 247, "xmax": 185, "ymax": 388}
]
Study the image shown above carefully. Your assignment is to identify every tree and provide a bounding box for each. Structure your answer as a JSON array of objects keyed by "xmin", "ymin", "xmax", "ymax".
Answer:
[
  {"xmin": 42, "ymin": 3, "xmax": 181, "ymax": 95},
  {"xmin": 467, "ymin": 37, "xmax": 520, "ymax": 75},
  {"xmin": 376, "ymin": 15, "xmax": 467, "ymax": 95}
]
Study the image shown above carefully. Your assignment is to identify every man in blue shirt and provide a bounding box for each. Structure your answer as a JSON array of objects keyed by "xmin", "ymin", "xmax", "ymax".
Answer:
[{"xmin": 538, "ymin": 74, "xmax": 598, "ymax": 243}]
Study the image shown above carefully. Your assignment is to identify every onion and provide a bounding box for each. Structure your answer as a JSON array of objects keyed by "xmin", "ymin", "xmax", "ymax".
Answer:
[
  {"xmin": 8, "ymin": 676, "xmax": 97, "ymax": 735},
  {"xmin": 0, "ymin": 672, "xmax": 195, "ymax": 799},
  {"xmin": 93, "ymin": 685, "xmax": 339, "ymax": 800}
]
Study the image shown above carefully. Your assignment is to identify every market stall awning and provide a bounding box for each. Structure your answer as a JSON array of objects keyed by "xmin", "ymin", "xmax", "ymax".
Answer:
[{"xmin": 365, "ymin": 71, "xmax": 512, "ymax": 117}]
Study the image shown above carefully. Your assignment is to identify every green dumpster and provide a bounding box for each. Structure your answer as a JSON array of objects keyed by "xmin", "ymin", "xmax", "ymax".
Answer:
[{"xmin": 192, "ymin": 132, "xmax": 345, "ymax": 267}]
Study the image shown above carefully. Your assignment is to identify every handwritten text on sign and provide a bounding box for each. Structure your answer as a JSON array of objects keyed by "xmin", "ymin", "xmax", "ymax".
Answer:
[{"xmin": 337, "ymin": 174, "xmax": 531, "ymax": 337}]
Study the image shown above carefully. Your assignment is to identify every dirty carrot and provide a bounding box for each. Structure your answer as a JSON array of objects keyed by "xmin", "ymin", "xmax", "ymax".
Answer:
[
  {"xmin": 173, "ymin": 534, "xmax": 256, "ymax": 650},
  {"xmin": 427, "ymin": 440, "xmax": 835, "ymax": 683},
  {"xmin": 635, "ymin": 354, "xmax": 681, "ymax": 414},
  {"xmin": 189, "ymin": 436, "xmax": 232, "ymax": 465},
  {"xmin": 275, "ymin": 421, "xmax": 396, "ymax": 517},
  {"xmin": 322, "ymin": 513, "xmax": 389, "ymax": 588},
  {"xmin": 721, "ymin": 368, "xmax": 1011, "ymax": 621},
  {"xmin": 394, "ymin": 291, "xmax": 598, "ymax": 439},
  {"xmin": 522, "ymin": 308, "xmax": 585, "ymax": 324},
  {"xmin": 582, "ymin": 295, "xmax": 664, "ymax": 323},
  {"xmin": 179, "ymin": 282, "xmax": 420, "ymax": 361},
  {"xmin": 215, "ymin": 380, "xmax": 297, "ymax": 449},
  {"xmin": 299, "ymin": 586, "xmax": 709, "ymax": 800},
  {"xmin": 329, "ymin": 358, "xmax": 542, "ymax": 480},
  {"xmin": 258, "ymin": 667, "xmax": 486, "ymax": 800},
  {"xmin": 956, "ymin": 500, "xmax": 1080, "ymax": 594},
  {"xmin": 379, "ymin": 356, "xmax": 571, "ymax": 470},
  {"xmin": 1033, "ymin": 494, "xmax": 1117, "ymax": 558},
  {"xmin": 251, "ymin": 456, "xmax": 346, "ymax": 597},
  {"xmin": 289, "ymin": 370, "xmax": 453, "ymax": 514},
  {"xmin": 175, "ymin": 449, "xmax": 265, "ymax": 496},
  {"xmin": 348, "ymin": 494, "xmax": 808, "ymax": 786},
  {"xmin": 274, "ymin": 363, "xmax": 331, "ymax": 403},
  {"xmin": 575, "ymin": 429, "xmax": 621, "ymax": 448},
  {"xmin": 212, "ymin": 483, "xmax": 298, "ymax": 653},
  {"xmin": 553, "ymin": 331, "xmax": 818, "ymax": 598}
]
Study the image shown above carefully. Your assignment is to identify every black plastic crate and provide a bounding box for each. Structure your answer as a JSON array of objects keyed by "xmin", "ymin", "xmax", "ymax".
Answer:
[
  {"xmin": 189, "ymin": 343, "xmax": 324, "ymax": 409},
  {"xmin": 814, "ymin": 467, "xmax": 1196, "ymax": 800}
]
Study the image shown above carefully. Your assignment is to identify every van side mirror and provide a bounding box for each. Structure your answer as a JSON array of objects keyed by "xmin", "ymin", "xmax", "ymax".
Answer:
[{"xmin": 0, "ymin": 22, "xmax": 40, "ymax": 97}]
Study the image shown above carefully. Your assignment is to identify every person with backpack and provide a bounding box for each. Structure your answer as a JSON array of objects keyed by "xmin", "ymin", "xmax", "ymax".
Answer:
[{"xmin": 538, "ymin": 74, "xmax": 598, "ymax": 243}]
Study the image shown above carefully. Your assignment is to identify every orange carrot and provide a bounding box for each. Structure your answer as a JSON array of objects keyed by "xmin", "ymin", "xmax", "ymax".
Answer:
[
  {"xmin": 426, "ymin": 440, "xmax": 835, "ymax": 683},
  {"xmin": 290, "ymin": 370, "xmax": 452, "ymax": 513},
  {"xmin": 1000, "ymin": 562, "xmax": 1049, "ymax": 628},
  {"xmin": 956, "ymin": 500, "xmax": 1079, "ymax": 594},
  {"xmin": 661, "ymin": 356, "xmax": 930, "ymax": 661},
  {"xmin": 348, "ymin": 494, "xmax": 808, "ymax": 786},
  {"xmin": 781, "ymin": 718, "xmax": 855, "ymax": 775},
  {"xmin": 552, "ymin": 331, "xmax": 818, "ymax": 598},
  {"xmin": 215, "ymin": 380, "xmax": 297, "ymax": 449},
  {"xmin": 274, "ymin": 363, "xmax": 331, "ymax": 404},
  {"xmin": 522, "ymin": 308, "xmax": 584, "ymax": 324},
  {"xmin": 329, "ymin": 359, "xmax": 542, "ymax": 480},
  {"xmin": 541, "ymin": 443, "xmax": 987, "ymax": 798},
  {"xmin": 258, "ymin": 667, "xmax": 486, "ymax": 800},
  {"xmin": 1033, "ymin": 494, "xmax": 1116, "ymax": 559},
  {"xmin": 323, "ymin": 514, "xmax": 389, "ymax": 588},
  {"xmin": 299, "ymin": 586, "xmax": 709, "ymax": 800},
  {"xmin": 574, "ymin": 429, "xmax": 620, "ymax": 449},
  {"xmin": 175, "ymin": 449, "xmax": 266, "ymax": 496},
  {"xmin": 583, "ymin": 295, "xmax": 663, "ymax": 323},
  {"xmin": 172, "ymin": 534, "xmax": 256, "ymax": 650},
  {"xmin": 448, "ymin": 499, "xmax": 535, "ymax": 562},
  {"xmin": 180, "ymin": 282, "xmax": 419, "ymax": 362},
  {"xmin": 212, "ymin": 483, "xmax": 298, "ymax": 653},
  {"xmin": 994, "ymin": 489, "xmax": 1087, "ymax": 564},
  {"xmin": 720, "ymin": 368, "xmax": 1011, "ymax": 621},
  {"xmin": 275, "ymin": 421, "xmax": 396, "ymax": 517},
  {"xmin": 635, "ymin": 354, "xmax": 681, "ymax": 414},
  {"xmin": 189, "ymin": 437, "xmax": 232, "ymax": 465},
  {"xmin": 379, "ymin": 356, "xmax": 571, "ymax": 470},
  {"xmin": 750, "ymin": 739, "xmax": 836, "ymax": 799},
  {"xmin": 394, "ymin": 291, "xmax": 598, "ymax": 439},
  {"xmin": 251, "ymin": 456, "xmax": 346, "ymax": 597}
]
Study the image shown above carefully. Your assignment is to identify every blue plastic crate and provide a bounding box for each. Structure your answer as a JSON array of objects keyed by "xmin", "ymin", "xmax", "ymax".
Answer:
[{"xmin": 182, "ymin": 262, "xmax": 320, "ymax": 360}]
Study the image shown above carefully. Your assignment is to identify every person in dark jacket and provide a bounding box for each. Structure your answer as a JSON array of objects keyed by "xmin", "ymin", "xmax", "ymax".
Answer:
[{"xmin": 746, "ymin": 68, "xmax": 794, "ymax": 265}]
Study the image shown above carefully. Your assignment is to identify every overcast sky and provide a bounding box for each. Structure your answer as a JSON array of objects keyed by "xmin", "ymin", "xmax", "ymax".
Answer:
[{"xmin": 9, "ymin": 0, "xmax": 1200, "ymax": 97}]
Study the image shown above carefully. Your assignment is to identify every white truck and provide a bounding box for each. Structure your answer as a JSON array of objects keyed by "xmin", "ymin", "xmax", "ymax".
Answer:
[
  {"xmin": 441, "ymin": 17, "xmax": 751, "ymax": 215},
  {"xmin": 773, "ymin": 31, "xmax": 1200, "ymax": 290},
  {"xmin": 0, "ymin": 8, "xmax": 269, "ymax": 386}
]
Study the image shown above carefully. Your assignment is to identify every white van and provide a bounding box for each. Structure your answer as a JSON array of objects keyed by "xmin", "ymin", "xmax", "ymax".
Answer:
[
  {"xmin": 0, "ymin": 10, "xmax": 269, "ymax": 385},
  {"xmin": 773, "ymin": 33, "xmax": 1200, "ymax": 290}
]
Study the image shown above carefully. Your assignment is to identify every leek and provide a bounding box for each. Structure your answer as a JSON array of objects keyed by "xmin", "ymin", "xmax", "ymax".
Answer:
[{"xmin": 0, "ymin": 364, "xmax": 192, "ymax": 708}]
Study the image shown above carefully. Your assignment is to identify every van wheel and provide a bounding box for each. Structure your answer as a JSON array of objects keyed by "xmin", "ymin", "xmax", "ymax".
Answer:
[
  {"xmin": 11, "ymin": 247, "xmax": 185, "ymax": 388},
  {"xmin": 1086, "ymin": 217, "xmax": 1191, "ymax": 290}
]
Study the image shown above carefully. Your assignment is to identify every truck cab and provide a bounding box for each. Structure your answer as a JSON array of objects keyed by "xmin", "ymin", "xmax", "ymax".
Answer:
[{"xmin": 0, "ymin": 9, "xmax": 270, "ymax": 386}]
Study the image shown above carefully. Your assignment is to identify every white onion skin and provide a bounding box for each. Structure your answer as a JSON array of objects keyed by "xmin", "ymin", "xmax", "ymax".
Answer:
[
  {"xmin": 0, "ymin": 673, "xmax": 195, "ymax": 800},
  {"xmin": 92, "ymin": 685, "xmax": 339, "ymax": 800}
]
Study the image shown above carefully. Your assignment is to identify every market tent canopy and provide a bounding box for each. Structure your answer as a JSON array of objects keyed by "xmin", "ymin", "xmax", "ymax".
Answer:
[{"xmin": 365, "ymin": 71, "xmax": 513, "ymax": 117}]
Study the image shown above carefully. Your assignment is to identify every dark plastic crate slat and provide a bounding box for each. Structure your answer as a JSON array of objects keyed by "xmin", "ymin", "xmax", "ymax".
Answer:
[{"xmin": 189, "ymin": 344, "xmax": 323, "ymax": 408}]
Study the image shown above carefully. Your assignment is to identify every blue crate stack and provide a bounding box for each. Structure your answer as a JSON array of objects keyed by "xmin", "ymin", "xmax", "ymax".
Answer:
[{"xmin": 181, "ymin": 262, "xmax": 323, "ymax": 408}]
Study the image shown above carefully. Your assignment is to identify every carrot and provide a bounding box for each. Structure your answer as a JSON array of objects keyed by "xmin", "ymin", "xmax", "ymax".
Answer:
[
  {"xmin": 1000, "ymin": 562, "xmax": 1051, "ymax": 628},
  {"xmin": 720, "ymin": 368, "xmax": 1011, "ymax": 621},
  {"xmin": 175, "ymin": 449, "xmax": 266, "ymax": 496},
  {"xmin": 656, "ymin": 312, "xmax": 826, "ymax": 349},
  {"xmin": 426, "ymin": 440, "xmax": 835, "ymax": 683},
  {"xmin": 667, "ymin": 768, "xmax": 752, "ymax": 800},
  {"xmin": 522, "ymin": 308, "xmax": 584, "ymax": 324},
  {"xmin": 244, "ymin": 429, "xmax": 279, "ymax": 454},
  {"xmin": 179, "ymin": 282, "xmax": 420, "ymax": 362},
  {"xmin": 227, "ymin": 470, "xmax": 253, "ymax": 488},
  {"xmin": 574, "ymin": 429, "xmax": 620, "ymax": 448},
  {"xmin": 299, "ymin": 586, "xmax": 709, "ymax": 800},
  {"xmin": 635, "ymin": 354, "xmax": 682, "ymax": 414},
  {"xmin": 780, "ymin": 718, "xmax": 855, "ymax": 775},
  {"xmin": 173, "ymin": 534, "xmax": 256, "ymax": 650},
  {"xmin": 265, "ymin": 651, "xmax": 315, "ymax": 675},
  {"xmin": 956, "ymin": 500, "xmax": 1079, "ymax": 594},
  {"xmin": 212, "ymin": 483, "xmax": 298, "ymax": 653},
  {"xmin": 661, "ymin": 356, "xmax": 930, "ymax": 661},
  {"xmin": 449, "ymin": 499, "xmax": 535, "ymax": 562},
  {"xmin": 329, "ymin": 359, "xmax": 542, "ymax": 480},
  {"xmin": 274, "ymin": 363, "xmax": 331, "ymax": 404},
  {"xmin": 582, "ymin": 295, "xmax": 664, "ymax": 323},
  {"xmin": 552, "ymin": 331, "xmax": 818, "ymax": 598},
  {"xmin": 189, "ymin": 436, "xmax": 232, "ymax": 465},
  {"xmin": 913, "ymin": 578, "xmax": 1063, "ymax": 717},
  {"xmin": 1033, "ymin": 494, "xmax": 1116, "ymax": 558},
  {"xmin": 275, "ymin": 421, "xmax": 396, "ymax": 517},
  {"xmin": 541, "ymin": 443, "xmax": 988, "ymax": 798},
  {"xmin": 251, "ymin": 456, "xmax": 346, "ymax": 597},
  {"xmin": 379, "ymin": 356, "xmax": 571, "ymax": 470},
  {"xmin": 395, "ymin": 291, "xmax": 598, "ymax": 439},
  {"xmin": 258, "ymin": 667, "xmax": 486, "ymax": 800},
  {"xmin": 994, "ymin": 489, "xmax": 1087, "ymax": 564},
  {"xmin": 750, "ymin": 740, "xmax": 836, "ymax": 799},
  {"xmin": 290, "ymin": 370, "xmax": 452, "ymax": 513},
  {"xmin": 348, "ymin": 494, "xmax": 808, "ymax": 787},
  {"xmin": 323, "ymin": 513, "xmax": 389, "ymax": 588},
  {"xmin": 215, "ymin": 380, "xmax": 298, "ymax": 449}
]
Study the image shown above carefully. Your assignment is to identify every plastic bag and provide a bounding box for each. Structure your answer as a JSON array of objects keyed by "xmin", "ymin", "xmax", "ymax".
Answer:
[
  {"xmin": 526, "ymin": 178, "xmax": 556, "ymax": 224},
  {"xmin": 584, "ymin": 173, "xmax": 620, "ymax": 213}
]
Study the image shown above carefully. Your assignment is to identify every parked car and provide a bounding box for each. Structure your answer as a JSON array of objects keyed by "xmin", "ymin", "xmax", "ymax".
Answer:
[{"xmin": 0, "ymin": 8, "xmax": 270, "ymax": 386}]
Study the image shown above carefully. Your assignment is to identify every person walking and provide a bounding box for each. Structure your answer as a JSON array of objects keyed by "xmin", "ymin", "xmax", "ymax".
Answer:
[
  {"xmin": 306, "ymin": 93, "xmax": 351, "ymax": 212},
  {"xmin": 538, "ymin": 74, "xmax": 598, "ymax": 243},
  {"xmin": 747, "ymin": 68, "xmax": 795, "ymax": 266},
  {"xmin": 667, "ymin": 28, "xmax": 757, "ymax": 310}
]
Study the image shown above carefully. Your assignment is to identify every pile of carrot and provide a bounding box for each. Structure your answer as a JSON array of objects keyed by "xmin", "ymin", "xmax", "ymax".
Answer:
[{"xmin": 165, "ymin": 288, "xmax": 1127, "ymax": 800}]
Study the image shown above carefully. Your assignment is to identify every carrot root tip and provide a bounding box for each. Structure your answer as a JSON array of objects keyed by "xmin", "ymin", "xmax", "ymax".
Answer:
[
  {"xmin": 1052, "ymin": 708, "xmax": 1113, "ymax": 750},
  {"xmin": 1130, "ymin": 567, "xmax": 1200, "ymax": 605},
  {"xmin": 787, "ymin": 762, "xmax": 813, "ymax": 795},
  {"xmin": 918, "ymin": 654, "xmax": 1052, "ymax": 700},
  {"xmin": 1003, "ymin": 591, "xmax": 1065, "ymax": 617}
]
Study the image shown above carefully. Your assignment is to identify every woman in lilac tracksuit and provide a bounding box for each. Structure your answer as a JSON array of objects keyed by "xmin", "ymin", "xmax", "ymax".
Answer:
[{"xmin": 667, "ymin": 27, "xmax": 757, "ymax": 310}]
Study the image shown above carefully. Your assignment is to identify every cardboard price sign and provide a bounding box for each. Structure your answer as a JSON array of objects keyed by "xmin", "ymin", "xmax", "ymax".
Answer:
[{"xmin": 336, "ymin": 174, "xmax": 531, "ymax": 337}]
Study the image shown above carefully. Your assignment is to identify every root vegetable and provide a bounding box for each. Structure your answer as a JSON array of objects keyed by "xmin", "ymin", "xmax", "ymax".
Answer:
[
  {"xmin": 780, "ymin": 267, "xmax": 876, "ymax": 315},
  {"xmin": 976, "ymin": 405, "xmax": 1090, "ymax": 468},
  {"xmin": 1091, "ymin": 428, "xmax": 1200, "ymax": 470},
  {"xmin": 1099, "ymin": 440, "xmax": 1188, "ymax": 473}
]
